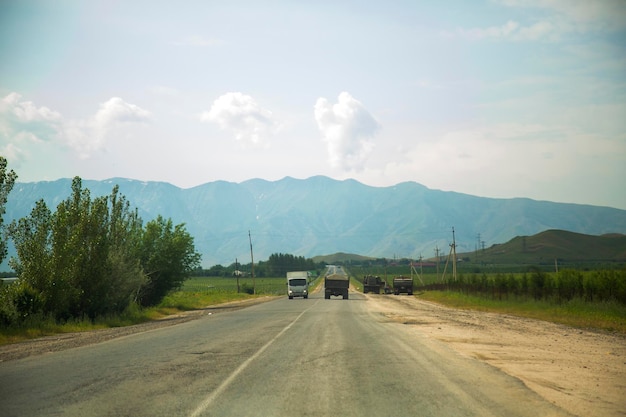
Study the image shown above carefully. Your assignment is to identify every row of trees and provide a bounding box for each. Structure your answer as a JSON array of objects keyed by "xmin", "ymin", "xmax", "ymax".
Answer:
[
  {"xmin": 265, "ymin": 253, "xmax": 317, "ymax": 277},
  {"xmin": 199, "ymin": 253, "xmax": 321, "ymax": 278},
  {"xmin": 0, "ymin": 161, "xmax": 200, "ymax": 325},
  {"xmin": 420, "ymin": 269, "xmax": 626, "ymax": 305}
]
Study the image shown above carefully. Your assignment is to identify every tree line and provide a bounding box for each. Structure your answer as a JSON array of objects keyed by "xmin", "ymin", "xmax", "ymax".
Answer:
[
  {"xmin": 198, "ymin": 253, "xmax": 320, "ymax": 278},
  {"xmin": 0, "ymin": 158, "xmax": 200, "ymax": 326},
  {"xmin": 418, "ymin": 268, "xmax": 626, "ymax": 305}
]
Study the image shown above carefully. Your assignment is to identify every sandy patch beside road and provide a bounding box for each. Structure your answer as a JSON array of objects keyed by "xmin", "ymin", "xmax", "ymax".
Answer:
[{"xmin": 366, "ymin": 294, "xmax": 626, "ymax": 417}]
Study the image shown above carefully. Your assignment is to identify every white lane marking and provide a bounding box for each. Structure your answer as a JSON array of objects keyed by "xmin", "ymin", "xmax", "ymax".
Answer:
[{"xmin": 189, "ymin": 300, "xmax": 319, "ymax": 417}]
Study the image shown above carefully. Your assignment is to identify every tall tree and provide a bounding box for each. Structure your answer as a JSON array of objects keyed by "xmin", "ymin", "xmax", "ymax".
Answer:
[
  {"xmin": 8, "ymin": 178, "xmax": 148, "ymax": 320},
  {"xmin": 0, "ymin": 157, "xmax": 17, "ymax": 265},
  {"xmin": 8, "ymin": 200, "xmax": 55, "ymax": 315},
  {"xmin": 138, "ymin": 216, "xmax": 201, "ymax": 306},
  {"xmin": 106, "ymin": 185, "xmax": 146, "ymax": 311}
]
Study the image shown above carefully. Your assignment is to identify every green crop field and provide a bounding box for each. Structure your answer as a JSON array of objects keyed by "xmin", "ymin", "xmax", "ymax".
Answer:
[{"xmin": 182, "ymin": 276, "xmax": 289, "ymax": 295}]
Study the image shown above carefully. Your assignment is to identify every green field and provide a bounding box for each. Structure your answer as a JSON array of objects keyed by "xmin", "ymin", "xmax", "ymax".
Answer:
[{"xmin": 181, "ymin": 275, "xmax": 323, "ymax": 295}]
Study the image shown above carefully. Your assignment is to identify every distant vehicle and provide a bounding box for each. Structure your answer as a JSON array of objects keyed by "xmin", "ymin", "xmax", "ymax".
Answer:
[
  {"xmin": 0, "ymin": 277, "xmax": 18, "ymax": 286},
  {"xmin": 393, "ymin": 276, "xmax": 413, "ymax": 295},
  {"xmin": 363, "ymin": 275, "xmax": 382, "ymax": 294},
  {"xmin": 287, "ymin": 271, "xmax": 309, "ymax": 299},
  {"xmin": 325, "ymin": 269, "xmax": 349, "ymax": 300}
]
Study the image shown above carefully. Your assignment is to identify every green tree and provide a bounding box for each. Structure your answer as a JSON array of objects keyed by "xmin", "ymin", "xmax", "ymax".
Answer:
[
  {"xmin": 50, "ymin": 178, "xmax": 148, "ymax": 318},
  {"xmin": 105, "ymin": 185, "xmax": 146, "ymax": 311},
  {"xmin": 7, "ymin": 178, "xmax": 148, "ymax": 320},
  {"xmin": 0, "ymin": 156, "xmax": 17, "ymax": 264},
  {"xmin": 138, "ymin": 216, "xmax": 201, "ymax": 306},
  {"xmin": 267, "ymin": 252, "xmax": 315, "ymax": 276},
  {"xmin": 48, "ymin": 177, "xmax": 109, "ymax": 318},
  {"xmin": 5, "ymin": 177, "xmax": 201, "ymax": 322},
  {"xmin": 207, "ymin": 264, "xmax": 227, "ymax": 276},
  {"xmin": 7, "ymin": 199, "xmax": 55, "ymax": 317}
]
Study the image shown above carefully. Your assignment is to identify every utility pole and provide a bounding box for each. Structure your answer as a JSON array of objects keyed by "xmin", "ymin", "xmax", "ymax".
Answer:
[
  {"xmin": 475, "ymin": 233, "xmax": 481, "ymax": 263},
  {"xmin": 434, "ymin": 245, "xmax": 440, "ymax": 281},
  {"xmin": 452, "ymin": 227, "xmax": 457, "ymax": 281},
  {"xmin": 410, "ymin": 256, "xmax": 425, "ymax": 286},
  {"xmin": 235, "ymin": 257, "xmax": 240, "ymax": 293},
  {"xmin": 443, "ymin": 227, "xmax": 457, "ymax": 282},
  {"xmin": 419, "ymin": 254, "xmax": 423, "ymax": 278},
  {"xmin": 248, "ymin": 230, "xmax": 255, "ymax": 295}
]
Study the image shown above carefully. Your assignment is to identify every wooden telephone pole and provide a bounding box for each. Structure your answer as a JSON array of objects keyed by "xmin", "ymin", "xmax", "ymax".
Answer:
[
  {"xmin": 441, "ymin": 227, "xmax": 458, "ymax": 282},
  {"xmin": 248, "ymin": 230, "xmax": 255, "ymax": 295}
]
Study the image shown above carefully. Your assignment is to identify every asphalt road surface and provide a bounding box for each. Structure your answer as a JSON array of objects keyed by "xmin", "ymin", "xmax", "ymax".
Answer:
[{"xmin": 0, "ymin": 291, "xmax": 572, "ymax": 417}]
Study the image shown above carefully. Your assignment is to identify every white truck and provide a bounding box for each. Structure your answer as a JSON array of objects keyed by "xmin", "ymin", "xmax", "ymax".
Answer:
[
  {"xmin": 287, "ymin": 271, "xmax": 309, "ymax": 299},
  {"xmin": 287, "ymin": 271, "xmax": 309, "ymax": 300}
]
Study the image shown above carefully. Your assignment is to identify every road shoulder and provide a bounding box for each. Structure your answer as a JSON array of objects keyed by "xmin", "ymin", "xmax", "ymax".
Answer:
[{"xmin": 364, "ymin": 294, "xmax": 626, "ymax": 417}]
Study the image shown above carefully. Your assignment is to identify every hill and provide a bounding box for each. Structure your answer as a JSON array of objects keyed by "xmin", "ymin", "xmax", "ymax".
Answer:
[
  {"xmin": 4, "ymin": 176, "xmax": 626, "ymax": 268},
  {"xmin": 465, "ymin": 230, "xmax": 626, "ymax": 265},
  {"xmin": 311, "ymin": 253, "xmax": 375, "ymax": 265}
]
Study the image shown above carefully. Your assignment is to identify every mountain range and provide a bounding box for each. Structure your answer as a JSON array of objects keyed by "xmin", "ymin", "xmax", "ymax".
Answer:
[{"xmin": 4, "ymin": 176, "xmax": 626, "ymax": 269}]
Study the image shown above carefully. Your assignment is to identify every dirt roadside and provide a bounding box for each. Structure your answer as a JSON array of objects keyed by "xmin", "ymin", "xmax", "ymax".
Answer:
[
  {"xmin": 1, "ymin": 294, "xmax": 624, "ymax": 417},
  {"xmin": 365, "ymin": 294, "xmax": 626, "ymax": 417}
]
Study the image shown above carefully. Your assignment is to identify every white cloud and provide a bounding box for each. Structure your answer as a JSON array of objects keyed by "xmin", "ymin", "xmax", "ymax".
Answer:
[
  {"xmin": 93, "ymin": 97, "xmax": 151, "ymax": 128},
  {"xmin": 64, "ymin": 97, "xmax": 151, "ymax": 158},
  {"xmin": 201, "ymin": 92, "xmax": 276, "ymax": 146},
  {"xmin": 515, "ymin": 20, "xmax": 554, "ymax": 40},
  {"xmin": 0, "ymin": 92, "xmax": 62, "ymax": 141},
  {"xmin": 0, "ymin": 142, "xmax": 27, "ymax": 166},
  {"xmin": 453, "ymin": 19, "xmax": 560, "ymax": 41},
  {"xmin": 458, "ymin": 20, "xmax": 520, "ymax": 40},
  {"xmin": 1, "ymin": 93, "xmax": 151, "ymax": 159},
  {"xmin": 496, "ymin": 0, "xmax": 626, "ymax": 32},
  {"xmin": 454, "ymin": 0, "xmax": 626, "ymax": 42},
  {"xmin": 314, "ymin": 92, "xmax": 380, "ymax": 172}
]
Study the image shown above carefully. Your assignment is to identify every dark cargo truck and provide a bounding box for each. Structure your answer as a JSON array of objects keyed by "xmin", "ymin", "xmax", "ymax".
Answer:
[
  {"xmin": 363, "ymin": 275, "xmax": 382, "ymax": 294},
  {"xmin": 325, "ymin": 273, "xmax": 349, "ymax": 300},
  {"xmin": 393, "ymin": 275, "xmax": 413, "ymax": 295}
]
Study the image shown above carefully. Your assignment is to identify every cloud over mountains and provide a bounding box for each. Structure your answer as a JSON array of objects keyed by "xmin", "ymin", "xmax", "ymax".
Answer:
[
  {"xmin": 201, "ymin": 92, "xmax": 276, "ymax": 147},
  {"xmin": 314, "ymin": 92, "xmax": 380, "ymax": 171}
]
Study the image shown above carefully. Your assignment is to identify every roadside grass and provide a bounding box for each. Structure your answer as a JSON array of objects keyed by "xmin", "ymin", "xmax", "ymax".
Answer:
[
  {"xmin": 0, "ymin": 276, "xmax": 288, "ymax": 346},
  {"xmin": 0, "ymin": 308, "xmax": 144, "ymax": 346},
  {"xmin": 417, "ymin": 290, "xmax": 626, "ymax": 334}
]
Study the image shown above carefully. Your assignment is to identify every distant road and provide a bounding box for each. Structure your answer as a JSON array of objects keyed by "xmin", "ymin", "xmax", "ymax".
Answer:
[{"xmin": 0, "ymin": 292, "xmax": 570, "ymax": 417}]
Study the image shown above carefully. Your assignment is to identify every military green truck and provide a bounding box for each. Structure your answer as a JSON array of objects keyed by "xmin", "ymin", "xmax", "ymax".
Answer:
[
  {"xmin": 393, "ymin": 275, "xmax": 413, "ymax": 295},
  {"xmin": 363, "ymin": 275, "xmax": 383, "ymax": 294}
]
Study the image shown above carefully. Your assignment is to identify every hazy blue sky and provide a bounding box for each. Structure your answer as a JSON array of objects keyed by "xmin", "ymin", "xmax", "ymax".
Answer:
[{"xmin": 1, "ymin": 0, "xmax": 625, "ymax": 209}]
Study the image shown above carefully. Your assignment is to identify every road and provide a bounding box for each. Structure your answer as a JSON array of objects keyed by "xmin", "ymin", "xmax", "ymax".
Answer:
[{"xmin": 0, "ymin": 291, "xmax": 572, "ymax": 417}]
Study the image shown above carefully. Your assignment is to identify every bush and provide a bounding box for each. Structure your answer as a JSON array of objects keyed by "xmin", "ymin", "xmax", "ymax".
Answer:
[
  {"xmin": 240, "ymin": 283, "xmax": 255, "ymax": 294},
  {"xmin": 0, "ymin": 280, "xmax": 44, "ymax": 327}
]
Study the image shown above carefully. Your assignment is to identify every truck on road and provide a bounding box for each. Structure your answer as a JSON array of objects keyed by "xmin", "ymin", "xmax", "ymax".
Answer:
[
  {"xmin": 393, "ymin": 275, "xmax": 413, "ymax": 295},
  {"xmin": 363, "ymin": 275, "xmax": 383, "ymax": 294},
  {"xmin": 325, "ymin": 267, "xmax": 349, "ymax": 299},
  {"xmin": 287, "ymin": 271, "xmax": 309, "ymax": 299}
]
